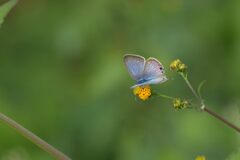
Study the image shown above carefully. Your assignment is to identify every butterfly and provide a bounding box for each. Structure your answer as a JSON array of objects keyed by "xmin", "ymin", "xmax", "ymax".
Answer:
[{"xmin": 124, "ymin": 54, "xmax": 167, "ymax": 88}]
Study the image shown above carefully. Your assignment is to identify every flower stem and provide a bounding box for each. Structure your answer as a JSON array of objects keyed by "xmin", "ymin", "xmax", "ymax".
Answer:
[
  {"xmin": 154, "ymin": 93, "xmax": 175, "ymax": 100},
  {"xmin": 203, "ymin": 107, "xmax": 240, "ymax": 133},
  {"xmin": 180, "ymin": 73, "xmax": 240, "ymax": 133},
  {"xmin": 180, "ymin": 73, "xmax": 203, "ymax": 105},
  {"xmin": 0, "ymin": 112, "xmax": 71, "ymax": 160}
]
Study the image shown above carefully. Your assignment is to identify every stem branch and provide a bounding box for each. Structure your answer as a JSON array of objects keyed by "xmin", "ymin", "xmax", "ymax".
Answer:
[
  {"xmin": 181, "ymin": 74, "xmax": 202, "ymax": 104},
  {"xmin": 203, "ymin": 107, "xmax": 240, "ymax": 133},
  {"xmin": 0, "ymin": 112, "xmax": 71, "ymax": 160},
  {"xmin": 180, "ymin": 73, "xmax": 240, "ymax": 134},
  {"xmin": 154, "ymin": 93, "xmax": 175, "ymax": 100}
]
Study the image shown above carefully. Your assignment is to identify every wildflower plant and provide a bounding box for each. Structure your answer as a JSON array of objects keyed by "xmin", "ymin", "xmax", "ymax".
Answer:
[
  {"xmin": 0, "ymin": 1, "xmax": 71, "ymax": 159},
  {"xmin": 124, "ymin": 54, "xmax": 240, "ymax": 134}
]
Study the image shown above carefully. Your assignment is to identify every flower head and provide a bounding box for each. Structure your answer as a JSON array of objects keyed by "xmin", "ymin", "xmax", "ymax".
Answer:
[
  {"xmin": 170, "ymin": 59, "xmax": 181, "ymax": 71},
  {"xmin": 170, "ymin": 59, "xmax": 187, "ymax": 73},
  {"xmin": 195, "ymin": 155, "xmax": 206, "ymax": 160},
  {"xmin": 173, "ymin": 98, "xmax": 189, "ymax": 109},
  {"xmin": 133, "ymin": 85, "xmax": 151, "ymax": 101}
]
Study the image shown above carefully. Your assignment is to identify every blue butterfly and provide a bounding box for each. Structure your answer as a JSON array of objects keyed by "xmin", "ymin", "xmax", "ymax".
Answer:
[{"xmin": 124, "ymin": 54, "xmax": 167, "ymax": 88}]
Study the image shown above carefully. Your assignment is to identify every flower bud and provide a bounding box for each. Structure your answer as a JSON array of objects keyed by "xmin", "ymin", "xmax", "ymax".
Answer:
[
  {"xmin": 170, "ymin": 59, "xmax": 181, "ymax": 71},
  {"xmin": 170, "ymin": 59, "xmax": 187, "ymax": 73},
  {"xmin": 173, "ymin": 98, "xmax": 189, "ymax": 109},
  {"xmin": 195, "ymin": 156, "xmax": 206, "ymax": 160}
]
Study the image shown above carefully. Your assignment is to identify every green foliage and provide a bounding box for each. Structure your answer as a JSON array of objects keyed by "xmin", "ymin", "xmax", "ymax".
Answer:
[{"xmin": 0, "ymin": 0, "xmax": 17, "ymax": 28}]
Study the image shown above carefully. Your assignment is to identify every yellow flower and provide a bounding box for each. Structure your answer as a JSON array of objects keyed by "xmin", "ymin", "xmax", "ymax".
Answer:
[
  {"xmin": 170, "ymin": 59, "xmax": 181, "ymax": 71},
  {"xmin": 170, "ymin": 59, "xmax": 187, "ymax": 73},
  {"xmin": 173, "ymin": 98, "xmax": 189, "ymax": 109},
  {"xmin": 195, "ymin": 155, "xmax": 206, "ymax": 160},
  {"xmin": 173, "ymin": 98, "xmax": 181, "ymax": 108},
  {"xmin": 133, "ymin": 85, "xmax": 151, "ymax": 101},
  {"xmin": 133, "ymin": 86, "xmax": 141, "ymax": 95},
  {"xmin": 178, "ymin": 63, "xmax": 187, "ymax": 72}
]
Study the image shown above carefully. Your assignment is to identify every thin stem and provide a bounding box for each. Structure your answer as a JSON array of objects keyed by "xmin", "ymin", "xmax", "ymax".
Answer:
[
  {"xmin": 0, "ymin": 112, "xmax": 71, "ymax": 160},
  {"xmin": 203, "ymin": 107, "xmax": 240, "ymax": 133},
  {"xmin": 179, "ymin": 72, "xmax": 240, "ymax": 133},
  {"xmin": 154, "ymin": 93, "xmax": 175, "ymax": 100},
  {"xmin": 180, "ymin": 73, "xmax": 202, "ymax": 104}
]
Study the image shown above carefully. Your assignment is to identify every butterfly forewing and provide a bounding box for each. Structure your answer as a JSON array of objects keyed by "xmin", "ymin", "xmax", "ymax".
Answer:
[
  {"xmin": 124, "ymin": 54, "xmax": 145, "ymax": 81},
  {"xmin": 143, "ymin": 58, "xmax": 166, "ymax": 82}
]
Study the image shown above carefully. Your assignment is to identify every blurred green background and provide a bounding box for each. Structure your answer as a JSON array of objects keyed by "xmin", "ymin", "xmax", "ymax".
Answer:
[{"xmin": 0, "ymin": 0, "xmax": 240, "ymax": 159}]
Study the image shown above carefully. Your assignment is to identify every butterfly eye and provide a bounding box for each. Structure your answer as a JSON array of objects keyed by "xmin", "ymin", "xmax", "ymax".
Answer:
[{"xmin": 160, "ymin": 67, "xmax": 163, "ymax": 70}]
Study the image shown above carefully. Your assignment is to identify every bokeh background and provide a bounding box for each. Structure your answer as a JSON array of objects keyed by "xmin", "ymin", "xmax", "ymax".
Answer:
[{"xmin": 0, "ymin": 0, "xmax": 240, "ymax": 159}]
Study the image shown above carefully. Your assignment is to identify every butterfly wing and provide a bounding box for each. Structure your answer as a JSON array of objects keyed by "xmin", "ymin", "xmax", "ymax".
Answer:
[
  {"xmin": 124, "ymin": 54, "xmax": 145, "ymax": 81},
  {"xmin": 141, "ymin": 57, "xmax": 167, "ymax": 85}
]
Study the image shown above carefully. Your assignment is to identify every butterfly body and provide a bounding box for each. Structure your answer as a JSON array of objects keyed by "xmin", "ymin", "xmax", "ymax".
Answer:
[
  {"xmin": 124, "ymin": 54, "xmax": 167, "ymax": 88},
  {"xmin": 137, "ymin": 78, "xmax": 148, "ymax": 84}
]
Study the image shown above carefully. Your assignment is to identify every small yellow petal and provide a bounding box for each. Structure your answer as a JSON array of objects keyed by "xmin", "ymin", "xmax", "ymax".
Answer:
[
  {"xmin": 195, "ymin": 155, "xmax": 206, "ymax": 160},
  {"xmin": 178, "ymin": 63, "xmax": 187, "ymax": 72},
  {"xmin": 173, "ymin": 98, "xmax": 181, "ymax": 109},
  {"xmin": 133, "ymin": 86, "xmax": 141, "ymax": 95}
]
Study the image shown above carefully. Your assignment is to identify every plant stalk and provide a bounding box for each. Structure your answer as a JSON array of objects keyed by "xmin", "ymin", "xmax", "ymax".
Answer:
[
  {"xmin": 181, "ymin": 73, "xmax": 240, "ymax": 133},
  {"xmin": 0, "ymin": 112, "xmax": 71, "ymax": 160},
  {"xmin": 154, "ymin": 93, "xmax": 175, "ymax": 100},
  {"xmin": 181, "ymin": 73, "xmax": 203, "ymax": 105},
  {"xmin": 203, "ymin": 107, "xmax": 240, "ymax": 133}
]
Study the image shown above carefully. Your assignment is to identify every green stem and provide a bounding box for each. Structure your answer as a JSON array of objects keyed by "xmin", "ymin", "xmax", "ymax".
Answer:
[
  {"xmin": 0, "ymin": 112, "xmax": 71, "ymax": 160},
  {"xmin": 179, "ymin": 72, "xmax": 240, "ymax": 133},
  {"xmin": 180, "ymin": 73, "xmax": 203, "ymax": 106},
  {"xmin": 154, "ymin": 93, "xmax": 175, "ymax": 100},
  {"xmin": 203, "ymin": 107, "xmax": 240, "ymax": 133}
]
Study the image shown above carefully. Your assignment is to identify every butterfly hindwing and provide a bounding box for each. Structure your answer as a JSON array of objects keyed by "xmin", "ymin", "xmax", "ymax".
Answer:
[
  {"xmin": 124, "ymin": 54, "xmax": 145, "ymax": 81},
  {"xmin": 142, "ymin": 57, "xmax": 167, "ymax": 84}
]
